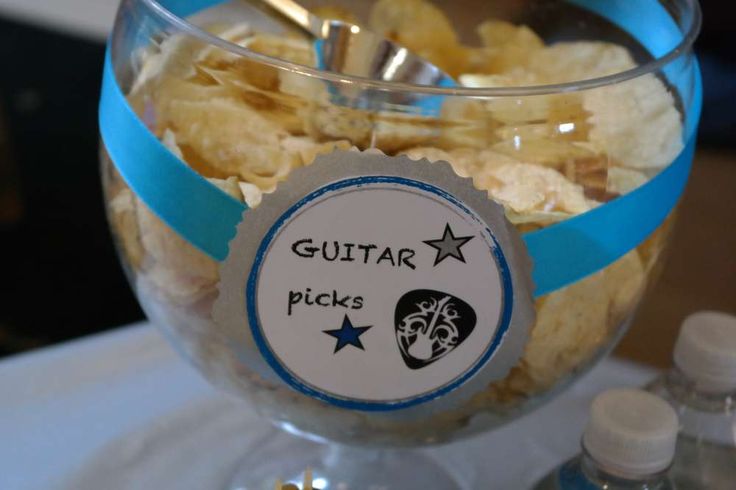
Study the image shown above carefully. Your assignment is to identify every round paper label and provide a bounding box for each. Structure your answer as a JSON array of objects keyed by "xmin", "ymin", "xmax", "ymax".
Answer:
[{"xmin": 215, "ymin": 152, "xmax": 534, "ymax": 411}]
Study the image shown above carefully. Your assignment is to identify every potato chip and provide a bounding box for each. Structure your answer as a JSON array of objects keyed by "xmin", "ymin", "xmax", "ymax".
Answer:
[
  {"xmin": 605, "ymin": 250, "xmax": 646, "ymax": 327},
  {"xmin": 492, "ymin": 137, "xmax": 597, "ymax": 169},
  {"xmin": 372, "ymin": 114, "xmax": 439, "ymax": 153},
  {"xmin": 238, "ymin": 181, "xmax": 264, "ymax": 208},
  {"xmin": 144, "ymin": 262, "xmax": 216, "ymax": 305},
  {"xmin": 196, "ymin": 23, "xmax": 253, "ymax": 67},
  {"xmin": 475, "ymin": 148, "xmax": 523, "ymax": 167},
  {"xmin": 485, "ymin": 95, "xmax": 552, "ymax": 125},
  {"xmin": 400, "ymin": 146, "xmax": 516, "ymax": 185},
  {"xmin": 466, "ymin": 21, "xmax": 544, "ymax": 75},
  {"xmin": 193, "ymin": 66, "xmax": 264, "ymax": 98},
  {"xmin": 437, "ymin": 97, "xmax": 498, "ymax": 149},
  {"xmin": 607, "ymin": 166, "xmax": 649, "ymax": 195},
  {"xmin": 504, "ymin": 209, "xmax": 574, "ymax": 227},
  {"xmin": 463, "ymin": 149, "xmax": 518, "ymax": 188},
  {"xmin": 161, "ymin": 128, "xmax": 184, "ymax": 159},
  {"xmin": 546, "ymin": 94, "xmax": 590, "ymax": 132},
  {"xmin": 402, "ymin": 145, "xmax": 590, "ymax": 216},
  {"xmin": 194, "ymin": 33, "xmax": 314, "ymax": 92},
  {"xmin": 132, "ymin": 23, "xmax": 259, "ymax": 100},
  {"xmin": 241, "ymin": 33, "xmax": 315, "ymax": 67},
  {"xmin": 280, "ymin": 136, "xmax": 352, "ymax": 166},
  {"xmin": 198, "ymin": 66, "xmax": 308, "ymax": 133},
  {"xmin": 401, "ymin": 146, "xmax": 475, "ymax": 178},
  {"xmin": 484, "ymin": 162, "xmax": 593, "ymax": 215},
  {"xmin": 493, "ymin": 123, "xmax": 554, "ymax": 142},
  {"xmin": 278, "ymin": 69, "xmax": 327, "ymax": 102},
  {"xmin": 467, "ymin": 20, "xmax": 544, "ymax": 75},
  {"xmin": 459, "ymin": 74, "xmax": 590, "ymax": 142},
  {"xmin": 109, "ymin": 189, "xmax": 144, "ymax": 268},
  {"xmin": 130, "ymin": 34, "xmax": 201, "ymax": 97},
  {"xmin": 401, "ymin": 146, "xmax": 456, "ymax": 164},
  {"xmin": 523, "ymin": 275, "xmax": 611, "ymax": 389},
  {"xmin": 463, "ymin": 47, "xmax": 523, "ymax": 75},
  {"xmin": 584, "ymin": 74, "xmax": 683, "ymax": 168},
  {"xmin": 210, "ymin": 22, "xmax": 253, "ymax": 44},
  {"xmin": 528, "ymin": 41, "xmax": 637, "ymax": 84},
  {"xmin": 301, "ymin": 104, "xmax": 373, "ymax": 147},
  {"xmin": 476, "ymin": 20, "xmax": 544, "ymax": 51},
  {"xmin": 133, "ymin": 176, "xmax": 246, "ymax": 304},
  {"xmin": 369, "ymin": 0, "xmax": 467, "ymax": 77},
  {"xmin": 157, "ymin": 92, "xmax": 299, "ymax": 187},
  {"xmin": 136, "ymin": 198, "xmax": 218, "ymax": 284},
  {"xmin": 154, "ymin": 77, "xmax": 234, "ymax": 112},
  {"xmin": 491, "ymin": 249, "xmax": 645, "ymax": 398}
]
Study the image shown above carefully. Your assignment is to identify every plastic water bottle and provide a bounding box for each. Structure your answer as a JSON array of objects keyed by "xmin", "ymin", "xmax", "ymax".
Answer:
[
  {"xmin": 647, "ymin": 311, "xmax": 736, "ymax": 490},
  {"xmin": 533, "ymin": 388, "xmax": 679, "ymax": 490}
]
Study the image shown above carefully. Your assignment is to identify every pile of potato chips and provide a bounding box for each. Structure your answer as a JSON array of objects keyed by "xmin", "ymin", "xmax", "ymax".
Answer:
[{"xmin": 104, "ymin": 0, "xmax": 683, "ymax": 442}]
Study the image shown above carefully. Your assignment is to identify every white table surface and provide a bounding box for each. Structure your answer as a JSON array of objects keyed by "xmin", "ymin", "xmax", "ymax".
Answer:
[
  {"xmin": 0, "ymin": 0, "xmax": 117, "ymax": 41},
  {"xmin": 0, "ymin": 322, "xmax": 658, "ymax": 490}
]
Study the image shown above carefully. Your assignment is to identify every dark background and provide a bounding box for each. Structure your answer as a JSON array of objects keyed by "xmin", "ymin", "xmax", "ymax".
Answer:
[{"xmin": 0, "ymin": 1, "xmax": 734, "ymax": 359}]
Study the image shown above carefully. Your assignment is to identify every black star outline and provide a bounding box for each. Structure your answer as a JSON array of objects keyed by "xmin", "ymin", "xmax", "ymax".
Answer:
[
  {"xmin": 422, "ymin": 223, "xmax": 475, "ymax": 266},
  {"xmin": 323, "ymin": 315, "xmax": 373, "ymax": 353}
]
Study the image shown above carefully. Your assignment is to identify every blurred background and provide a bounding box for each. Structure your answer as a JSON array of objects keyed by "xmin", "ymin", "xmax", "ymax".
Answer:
[{"xmin": 0, "ymin": 0, "xmax": 733, "ymax": 365}]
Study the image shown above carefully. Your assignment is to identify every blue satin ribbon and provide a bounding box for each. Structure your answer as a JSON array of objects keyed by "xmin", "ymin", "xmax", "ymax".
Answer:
[{"xmin": 99, "ymin": 0, "xmax": 702, "ymax": 297}]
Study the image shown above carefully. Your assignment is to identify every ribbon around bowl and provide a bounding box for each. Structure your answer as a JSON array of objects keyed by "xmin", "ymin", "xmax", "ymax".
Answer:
[{"xmin": 99, "ymin": 0, "xmax": 702, "ymax": 297}]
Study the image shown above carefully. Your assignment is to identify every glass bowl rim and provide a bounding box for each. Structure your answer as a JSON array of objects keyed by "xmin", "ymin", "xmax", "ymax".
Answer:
[{"xmin": 137, "ymin": 0, "xmax": 702, "ymax": 96}]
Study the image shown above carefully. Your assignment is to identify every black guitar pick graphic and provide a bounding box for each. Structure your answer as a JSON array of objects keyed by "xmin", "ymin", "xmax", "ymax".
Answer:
[{"xmin": 394, "ymin": 289, "xmax": 477, "ymax": 370}]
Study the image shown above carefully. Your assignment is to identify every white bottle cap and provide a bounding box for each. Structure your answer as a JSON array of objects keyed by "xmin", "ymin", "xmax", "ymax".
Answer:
[
  {"xmin": 674, "ymin": 310, "xmax": 736, "ymax": 393},
  {"xmin": 582, "ymin": 388, "xmax": 678, "ymax": 478}
]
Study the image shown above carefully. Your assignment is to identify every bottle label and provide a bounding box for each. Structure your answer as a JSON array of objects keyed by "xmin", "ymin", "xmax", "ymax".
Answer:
[{"xmin": 215, "ymin": 151, "xmax": 535, "ymax": 410}]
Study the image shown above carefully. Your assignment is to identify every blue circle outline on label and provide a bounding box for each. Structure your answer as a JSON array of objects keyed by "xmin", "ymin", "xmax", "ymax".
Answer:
[{"xmin": 246, "ymin": 176, "xmax": 515, "ymax": 411}]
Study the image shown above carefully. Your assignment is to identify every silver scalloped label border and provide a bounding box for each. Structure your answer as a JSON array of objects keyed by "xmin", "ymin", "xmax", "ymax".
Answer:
[{"xmin": 213, "ymin": 150, "xmax": 535, "ymax": 412}]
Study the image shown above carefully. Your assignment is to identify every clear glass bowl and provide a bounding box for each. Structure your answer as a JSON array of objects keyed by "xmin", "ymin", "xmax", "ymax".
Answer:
[{"xmin": 100, "ymin": 0, "xmax": 701, "ymax": 449}]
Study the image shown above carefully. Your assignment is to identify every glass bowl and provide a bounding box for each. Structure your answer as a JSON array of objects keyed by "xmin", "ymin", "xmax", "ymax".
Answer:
[{"xmin": 99, "ymin": 0, "xmax": 701, "ymax": 469}]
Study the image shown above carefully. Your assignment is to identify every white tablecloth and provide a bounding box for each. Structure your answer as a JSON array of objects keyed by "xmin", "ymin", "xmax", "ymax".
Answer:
[{"xmin": 0, "ymin": 323, "xmax": 658, "ymax": 489}]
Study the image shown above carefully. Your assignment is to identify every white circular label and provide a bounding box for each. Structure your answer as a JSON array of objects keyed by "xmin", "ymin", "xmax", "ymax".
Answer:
[{"xmin": 246, "ymin": 176, "xmax": 514, "ymax": 410}]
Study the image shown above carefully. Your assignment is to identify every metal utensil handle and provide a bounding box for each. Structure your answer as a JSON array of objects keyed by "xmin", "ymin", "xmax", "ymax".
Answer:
[{"xmin": 259, "ymin": 0, "xmax": 326, "ymax": 38}]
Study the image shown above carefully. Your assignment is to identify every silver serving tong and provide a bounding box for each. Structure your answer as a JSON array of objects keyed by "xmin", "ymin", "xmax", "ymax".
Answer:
[{"xmin": 260, "ymin": 0, "xmax": 456, "ymax": 87}]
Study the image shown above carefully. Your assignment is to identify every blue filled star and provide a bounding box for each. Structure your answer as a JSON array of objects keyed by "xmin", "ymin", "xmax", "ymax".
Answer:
[{"xmin": 323, "ymin": 315, "xmax": 372, "ymax": 353}]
